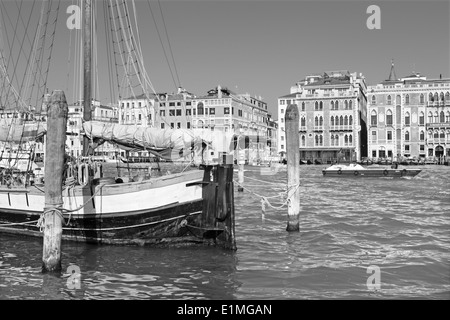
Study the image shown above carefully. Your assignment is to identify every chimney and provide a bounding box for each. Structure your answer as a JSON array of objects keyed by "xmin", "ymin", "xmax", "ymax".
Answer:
[{"xmin": 218, "ymin": 85, "xmax": 222, "ymax": 98}]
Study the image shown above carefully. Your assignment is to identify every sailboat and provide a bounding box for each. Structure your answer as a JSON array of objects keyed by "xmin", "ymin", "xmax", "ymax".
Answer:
[{"xmin": 0, "ymin": 0, "xmax": 236, "ymax": 249}]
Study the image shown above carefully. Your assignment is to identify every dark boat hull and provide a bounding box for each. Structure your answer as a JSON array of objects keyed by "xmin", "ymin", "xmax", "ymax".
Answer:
[{"xmin": 0, "ymin": 165, "xmax": 236, "ymax": 249}]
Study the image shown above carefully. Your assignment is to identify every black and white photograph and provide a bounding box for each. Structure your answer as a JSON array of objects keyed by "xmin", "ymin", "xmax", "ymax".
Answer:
[{"xmin": 0, "ymin": 0, "xmax": 449, "ymax": 304}]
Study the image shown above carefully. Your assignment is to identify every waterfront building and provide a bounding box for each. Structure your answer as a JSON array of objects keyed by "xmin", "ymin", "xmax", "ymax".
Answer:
[
  {"xmin": 367, "ymin": 62, "xmax": 450, "ymax": 160},
  {"xmin": 155, "ymin": 87, "xmax": 196, "ymax": 130},
  {"xmin": 67, "ymin": 100, "xmax": 119, "ymax": 159},
  {"xmin": 278, "ymin": 70, "xmax": 368, "ymax": 162},
  {"xmin": 118, "ymin": 93, "xmax": 156, "ymax": 127},
  {"xmin": 191, "ymin": 86, "xmax": 270, "ymax": 163}
]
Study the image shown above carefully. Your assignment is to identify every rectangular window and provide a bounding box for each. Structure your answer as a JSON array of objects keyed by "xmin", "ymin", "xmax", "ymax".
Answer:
[
  {"xmin": 232, "ymin": 107, "xmax": 234, "ymax": 115},
  {"xmin": 281, "ymin": 109, "xmax": 284, "ymax": 114},
  {"xmin": 138, "ymin": 114, "xmax": 142, "ymax": 120},
  {"xmin": 161, "ymin": 123, "xmax": 165, "ymax": 129},
  {"xmin": 372, "ymin": 131, "xmax": 377, "ymax": 142},
  {"xmin": 177, "ymin": 122, "xmax": 181, "ymax": 129},
  {"xmin": 176, "ymin": 109, "xmax": 182, "ymax": 116},
  {"xmin": 170, "ymin": 123, "xmax": 174, "ymax": 129},
  {"xmin": 169, "ymin": 102, "xmax": 175, "ymax": 107},
  {"xmin": 160, "ymin": 102, "xmax": 165, "ymax": 107},
  {"xmin": 186, "ymin": 102, "xmax": 191, "ymax": 106},
  {"xmin": 187, "ymin": 122, "xmax": 191, "ymax": 129},
  {"xmin": 186, "ymin": 109, "xmax": 192, "ymax": 116},
  {"xmin": 210, "ymin": 108, "xmax": 215, "ymax": 115},
  {"xmin": 387, "ymin": 131, "xmax": 392, "ymax": 141},
  {"xmin": 405, "ymin": 145, "xmax": 410, "ymax": 152},
  {"xmin": 177, "ymin": 102, "xmax": 181, "ymax": 106},
  {"xmin": 160, "ymin": 110, "xmax": 165, "ymax": 116},
  {"xmin": 169, "ymin": 109, "xmax": 175, "ymax": 116},
  {"xmin": 224, "ymin": 107, "xmax": 230, "ymax": 114}
]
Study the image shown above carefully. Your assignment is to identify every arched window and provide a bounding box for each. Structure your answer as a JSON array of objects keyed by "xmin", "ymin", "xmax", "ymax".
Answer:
[
  {"xmin": 349, "ymin": 100, "xmax": 353, "ymax": 109},
  {"xmin": 428, "ymin": 111, "xmax": 433, "ymax": 123},
  {"xmin": 344, "ymin": 100, "xmax": 348, "ymax": 109},
  {"xmin": 349, "ymin": 115, "xmax": 353, "ymax": 126},
  {"xmin": 340, "ymin": 115, "xmax": 344, "ymax": 126},
  {"xmin": 419, "ymin": 112, "xmax": 424, "ymax": 125},
  {"xmin": 429, "ymin": 92, "xmax": 433, "ymax": 102},
  {"xmin": 428, "ymin": 131, "xmax": 433, "ymax": 140},
  {"xmin": 371, "ymin": 110, "xmax": 377, "ymax": 126},
  {"xmin": 420, "ymin": 131, "xmax": 425, "ymax": 141},
  {"xmin": 396, "ymin": 95, "xmax": 401, "ymax": 105},
  {"xmin": 440, "ymin": 92, "xmax": 445, "ymax": 102},
  {"xmin": 344, "ymin": 115, "xmax": 348, "ymax": 126},
  {"xmin": 301, "ymin": 135, "xmax": 306, "ymax": 146},
  {"xmin": 319, "ymin": 101, "xmax": 323, "ymax": 110},
  {"xmin": 302, "ymin": 102, "xmax": 306, "ymax": 111},
  {"xmin": 319, "ymin": 135, "xmax": 323, "ymax": 146},
  {"xmin": 349, "ymin": 134, "xmax": 352, "ymax": 145},
  {"xmin": 405, "ymin": 112, "xmax": 410, "ymax": 126},
  {"xmin": 446, "ymin": 92, "xmax": 450, "ymax": 101},
  {"xmin": 315, "ymin": 116, "xmax": 319, "ymax": 127},
  {"xmin": 315, "ymin": 101, "xmax": 319, "ymax": 110},
  {"xmin": 315, "ymin": 135, "xmax": 319, "ymax": 146},
  {"xmin": 331, "ymin": 101, "xmax": 335, "ymax": 110},
  {"xmin": 405, "ymin": 131, "xmax": 410, "ymax": 141},
  {"xmin": 440, "ymin": 130, "xmax": 445, "ymax": 139},
  {"xmin": 301, "ymin": 117, "xmax": 306, "ymax": 127},
  {"xmin": 386, "ymin": 110, "xmax": 393, "ymax": 125},
  {"xmin": 330, "ymin": 135, "xmax": 335, "ymax": 146},
  {"xmin": 434, "ymin": 92, "xmax": 439, "ymax": 102},
  {"xmin": 387, "ymin": 95, "xmax": 392, "ymax": 105},
  {"xmin": 420, "ymin": 94, "xmax": 424, "ymax": 104},
  {"xmin": 335, "ymin": 135, "xmax": 339, "ymax": 146},
  {"xmin": 446, "ymin": 111, "xmax": 450, "ymax": 123},
  {"xmin": 335, "ymin": 100, "xmax": 339, "ymax": 110},
  {"xmin": 434, "ymin": 111, "xmax": 439, "ymax": 123},
  {"xmin": 434, "ymin": 130, "xmax": 439, "ymax": 139},
  {"xmin": 344, "ymin": 135, "xmax": 348, "ymax": 146},
  {"xmin": 405, "ymin": 94, "xmax": 410, "ymax": 104},
  {"xmin": 440, "ymin": 111, "xmax": 445, "ymax": 123},
  {"xmin": 371, "ymin": 96, "xmax": 376, "ymax": 105},
  {"xmin": 319, "ymin": 116, "xmax": 323, "ymax": 126},
  {"xmin": 331, "ymin": 116, "xmax": 335, "ymax": 126}
]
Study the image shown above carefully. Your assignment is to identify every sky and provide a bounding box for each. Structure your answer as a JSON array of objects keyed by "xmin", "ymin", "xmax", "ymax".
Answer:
[{"xmin": 1, "ymin": 0, "xmax": 449, "ymax": 119}]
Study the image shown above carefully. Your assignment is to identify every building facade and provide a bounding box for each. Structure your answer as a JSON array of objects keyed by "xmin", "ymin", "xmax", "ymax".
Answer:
[
  {"xmin": 278, "ymin": 70, "xmax": 368, "ymax": 162},
  {"xmin": 367, "ymin": 64, "xmax": 450, "ymax": 160},
  {"xmin": 191, "ymin": 86, "xmax": 270, "ymax": 163}
]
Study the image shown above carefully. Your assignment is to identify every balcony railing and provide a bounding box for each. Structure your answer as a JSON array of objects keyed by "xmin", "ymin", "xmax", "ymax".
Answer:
[
  {"xmin": 330, "ymin": 125, "xmax": 353, "ymax": 131},
  {"xmin": 427, "ymin": 122, "xmax": 450, "ymax": 128}
]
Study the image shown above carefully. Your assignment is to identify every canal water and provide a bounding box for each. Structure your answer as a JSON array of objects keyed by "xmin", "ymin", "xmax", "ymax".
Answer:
[{"xmin": 0, "ymin": 165, "xmax": 449, "ymax": 299}]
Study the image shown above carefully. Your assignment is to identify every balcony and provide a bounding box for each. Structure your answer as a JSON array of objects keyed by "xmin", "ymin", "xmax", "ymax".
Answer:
[
  {"xmin": 313, "ymin": 126, "xmax": 324, "ymax": 131},
  {"xmin": 299, "ymin": 126, "xmax": 307, "ymax": 132},
  {"xmin": 330, "ymin": 125, "xmax": 353, "ymax": 131},
  {"xmin": 427, "ymin": 122, "xmax": 450, "ymax": 129},
  {"xmin": 427, "ymin": 101, "xmax": 447, "ymax": 107}
]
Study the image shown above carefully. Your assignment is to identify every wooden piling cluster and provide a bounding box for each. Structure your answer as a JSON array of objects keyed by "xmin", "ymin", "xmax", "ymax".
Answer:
[
  {"xmin": 42, "ymin": 90, "xmax": 68, "ymax": 272},
  {"xmin": 200, "ymin": 164, "xmax": 236, "ymax": 250}
]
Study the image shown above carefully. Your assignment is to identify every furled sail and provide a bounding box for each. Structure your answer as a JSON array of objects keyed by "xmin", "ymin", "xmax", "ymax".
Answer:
[
  {"xmin": 82, "ymin": 121, "xmax": 235, "ymax": 160},
  {"xmin": 0, "ymin": 119, "xmax": 46, "ymax": 144}
]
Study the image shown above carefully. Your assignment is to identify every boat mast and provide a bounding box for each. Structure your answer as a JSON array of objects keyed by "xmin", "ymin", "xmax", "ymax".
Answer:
[{"xmin": 83, "ymin": 0, "xmax": 92, "ymax": 156}]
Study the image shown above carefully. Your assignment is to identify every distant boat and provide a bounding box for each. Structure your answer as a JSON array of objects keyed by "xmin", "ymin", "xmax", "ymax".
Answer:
[{"xmin": 322, "ymin": 163, "xmax": 421, "ymax": 178}]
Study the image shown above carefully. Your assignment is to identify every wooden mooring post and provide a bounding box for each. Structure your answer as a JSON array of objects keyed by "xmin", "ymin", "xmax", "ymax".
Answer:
[
  {"xmin": 285, "ymin": 104, "xmax": 300, "ymax": 232},
  {"xmin": 42, "ymin": 90, "xmax": 68, "ymax": 272}
]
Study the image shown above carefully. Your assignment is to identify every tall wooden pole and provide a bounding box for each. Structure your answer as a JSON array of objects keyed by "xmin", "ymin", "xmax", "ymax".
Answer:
[
  {"xmin": 285, "ymin": 104, "xmax": 300, "ymax": 232},
  {"xmin": 42, "ymin": 90, "xmax": 68, "ymax": 272},
  {"xmin": 83, "ymin": 0, "xmax": 92, "ymax": 156}
]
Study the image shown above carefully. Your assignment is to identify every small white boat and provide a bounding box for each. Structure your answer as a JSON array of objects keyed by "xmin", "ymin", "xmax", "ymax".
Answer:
[{"xmin": 322, "ymin": 163, "xmax": 421, "ymax": 178}]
